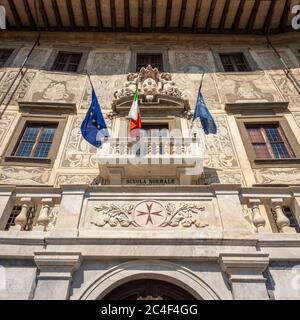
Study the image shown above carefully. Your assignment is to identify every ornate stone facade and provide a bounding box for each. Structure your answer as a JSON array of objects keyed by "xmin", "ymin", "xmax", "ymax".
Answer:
[{"xmin": 0, "ymin": 30, "xmax": 299, "ymax": 301}]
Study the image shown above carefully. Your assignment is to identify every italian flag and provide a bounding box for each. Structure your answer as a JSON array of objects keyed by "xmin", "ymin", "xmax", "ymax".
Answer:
[{"xmin": 128, "ymin": 89, "xmax": 142, "ymax": 132}]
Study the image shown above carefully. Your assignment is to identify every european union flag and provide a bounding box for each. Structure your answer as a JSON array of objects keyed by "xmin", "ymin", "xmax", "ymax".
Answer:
[
  {"xmin": 81, "ymin": 87, "xmax": 109, "ymax": 148},
  {"xmin": 193, "ymin": 85, "xmax": 217, "ymax": 135}
]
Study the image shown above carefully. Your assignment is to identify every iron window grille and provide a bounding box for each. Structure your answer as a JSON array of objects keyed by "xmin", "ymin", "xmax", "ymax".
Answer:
[
  {"xmin": 219, "ymin": 53, "xmax": 251, "ymax": 72},
  {"xmin": 136, "ymin": 53, "xmax": 164, "ymax": 72},
  {"xmin": 51, "ymin": 51, "xmax": 83, "ymax": 72}
]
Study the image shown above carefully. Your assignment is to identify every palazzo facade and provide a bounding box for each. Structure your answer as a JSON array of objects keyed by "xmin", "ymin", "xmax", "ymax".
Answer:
[{"xmin": 0, "ymin": 0, "xmax": 300, "ymax": 300}]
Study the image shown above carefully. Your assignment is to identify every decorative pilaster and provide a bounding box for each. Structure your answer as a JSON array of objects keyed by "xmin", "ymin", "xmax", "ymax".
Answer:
[
  {"xmin": 34, "ymin": 252, "xmax": 82, "ymax": 300},
  {"xmin": 0, "ymin": 186, "xmax": 15, "ymax": 230},
  {"xmin": 249, "ymin": 199, "xmax": 266, "ymax": 233},
  {"xmin": 10, "ymin": 198, "xmax": 32, "ymax": 231},
  {"xmin": 219, "ymin": 253, "xmax": 270, "ymax": 300},
  {"xmin": 270, "ymin": 198, "xmax": 295, "ymax": 233},
  {"xmin": 35, "ymin": 198, "xmax": 53, "ymax": 231},
  {"xmin": 50, "ymin": 185, "xmax": 87, "ymax": 237}
]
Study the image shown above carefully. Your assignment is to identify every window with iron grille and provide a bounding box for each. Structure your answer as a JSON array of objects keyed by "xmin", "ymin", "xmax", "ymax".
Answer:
[
  {"xmin": 283, "ymin": 207, "xmax": 300, "ymax": 233},
  {"xmin": 245, "ymin": 123, "xmax": 294, "ymax": 159},
  {"xmin": 271, "ymin": 207, "xmax": 300, "ymax": 233},
  {"xmin": 5, "ymin": 206, "xmax": 21, "ymax": 230},
  {"xmin": 51, "ymin": 51, "xmax": 82, "ymax": 72},
  {"xmin": 0, "ymin": 49, "xmax": 14, "ymax": 67},
  {"xmin": 219, "ymin": 53, "xmax": 251, "ymax": 72},
  {"xmin": 136, "ymin": 53, "xmax": 164, "ymax": 71},
  {"xmin": 5, "ymin": 205, "xmax": 36, "ymax": 231},
  {"xmin": 14, "ymin": 123, "xmax": 57, "ymax": 158}
]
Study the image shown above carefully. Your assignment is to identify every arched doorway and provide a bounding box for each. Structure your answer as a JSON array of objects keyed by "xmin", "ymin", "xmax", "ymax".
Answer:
[{"xmin": 103, "ymin": 279, "xmax": 196, "ymax": 300}]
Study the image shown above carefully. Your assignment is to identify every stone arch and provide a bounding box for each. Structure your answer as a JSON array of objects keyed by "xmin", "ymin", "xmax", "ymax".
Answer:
[{"xmin": 74, "ymin": 260, "xmax": 221, "ymax": 300}]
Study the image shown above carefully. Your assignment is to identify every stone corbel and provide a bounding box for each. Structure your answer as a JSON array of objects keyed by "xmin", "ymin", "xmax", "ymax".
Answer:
[
  {"xmin": 270, "ymin": 198, "xmax": 296, "ymax": 233},
  {"xmin": 34, "ymin": 252, "xmax": 82, "ymax": 300},
  {"xmin": 219, "ymin": 253, "xmax": 270, "ymax": 300}
]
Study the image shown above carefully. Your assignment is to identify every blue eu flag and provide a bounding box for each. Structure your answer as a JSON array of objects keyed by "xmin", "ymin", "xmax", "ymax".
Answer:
[
  {"xmin": 193, "ymin": 85, "xmax": 217, "ymax": 135},
  {"xmin": 81, "ymin": 87, "xmax": 109, "ymax": 148}
]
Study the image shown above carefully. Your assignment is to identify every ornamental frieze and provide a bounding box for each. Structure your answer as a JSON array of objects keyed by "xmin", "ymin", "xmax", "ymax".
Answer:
[
  {"xmin": 89, "ymin": 200, "xmax": 209, "ymax": 229},
  {"xmin": 254, "ymin": 169, "xmax": 300, "ymax": 184},
  {"xmin": 0, "ymin": 167, "xmax": 51, "ymax": 185}
]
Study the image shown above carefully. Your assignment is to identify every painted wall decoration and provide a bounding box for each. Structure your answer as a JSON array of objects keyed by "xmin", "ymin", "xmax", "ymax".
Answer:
[
  {"xmin": 90, "ymin": 52, "xmax": 128, "ymax": 75},
  {"xmin": 25, "ymin": 72, "xmax": 86, "ymax": 104},
  {"xmin": 0, "ymin": 113, "xmax": 16, "ymax": 145},
  {"xmin": 194, "ymin": 116, "xmax": 239, "ymax": 169},
  {"xmin": 55, "ymin": 174, "xmax": 101, "ymax": 186},
  {"xmin": 215, "ymin": 73, "xmax": 282, "ymax": 103},
  {"xmin": 0, "ymin": 167, "xmax": 51, "ymax": 185},
  {"xmin": 255, "ymin": 169, "xmax": 300, "ymax": 184},
  {"xmin": 0, "ymin": 71, "xmax": 36, "ymax": 105}
]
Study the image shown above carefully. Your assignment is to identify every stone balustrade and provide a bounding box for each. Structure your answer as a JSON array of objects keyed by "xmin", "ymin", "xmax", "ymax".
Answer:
[{"xmin": 0, "ymin": 185, "xmax": 299, "ymax": 235}]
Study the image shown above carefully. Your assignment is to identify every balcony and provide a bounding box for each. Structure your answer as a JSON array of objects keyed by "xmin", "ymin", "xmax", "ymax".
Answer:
[{"xmin": 96, "ymin": 136, "xmax": 205, "ymax": 185}]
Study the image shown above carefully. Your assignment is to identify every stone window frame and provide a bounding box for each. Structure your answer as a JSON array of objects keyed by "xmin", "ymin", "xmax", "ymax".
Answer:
[
  {"xmin": 236, "ymin": 115, "xmax": 300, "ymax": 168},
  {"xmin": 2, "ymin": 114, "xmax": 67, "ymax": 168},
  {"xmin": 130, "ymin": 47, "xmax": 170, "ymax": 73},
  {"xmin": 44, "ymin": 46, "xmax": 90, "ymax": 74},
  {"xmin": 212, "ymin": 48, "xmax": 260, "ymax": 74},
  {"xmin": 0, "ymin": 44, "xmax": 21, "ymax": 68}
]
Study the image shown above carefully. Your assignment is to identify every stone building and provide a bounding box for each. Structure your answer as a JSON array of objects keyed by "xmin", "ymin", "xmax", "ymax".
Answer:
[{"xmin": 0, "ymin": 0, "xmax": 300, "ymax": 300}]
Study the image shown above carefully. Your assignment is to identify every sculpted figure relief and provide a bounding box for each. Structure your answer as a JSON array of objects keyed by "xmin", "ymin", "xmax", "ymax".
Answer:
[{"xmin": 113, "ymin": 65, "xmax": 186, "ymax": 103}]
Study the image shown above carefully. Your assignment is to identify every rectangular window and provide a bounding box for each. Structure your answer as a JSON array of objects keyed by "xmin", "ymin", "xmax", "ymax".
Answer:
[
  {"xmin": 246, "ymin": 124, "xmax": 294, "ymax": 159},
  {"xmin": 14, "ymin": 123, "xmax": 57, "ymax": 159},
  {"xmin": 5, "ymin": 206, "xmax": 21, "ymax": 230},
  {"xmin": 4, "ymin": 205, "xmax": 36, "ymax": 231},
  {"xmin": 283, "ymin": 207, "xmax": 300, "ymax": 233},
  {"xmin": 0, "ymin": 49, "xmax": 14, "ymax": 67},
  {"xmin": 136, "ymin": 53, "xmax": 164, "ymax": 71},
  {"xmin": 219, "ymin": 53, "xmax": 251, "ymax": 72},
  {"xmin": 136, "ymin": 124, "xmax": 169, "ymax": 156},
  {"xmin": 51, "ymin": 51, "xmax": 82, "ymax": 72}
]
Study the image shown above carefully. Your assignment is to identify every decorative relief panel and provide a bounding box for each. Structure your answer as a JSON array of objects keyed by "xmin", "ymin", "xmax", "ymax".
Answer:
[
  {"xmin": 0, "ymin": 71, "xmax": 36, "ymax": 105},
  {"xmin": 0, "ymin": 167, "xmax": 51, "ymax": 185},
  {"xmin": 86, "ymin": 200, "xmax": 218, "ymax": 229},
  {"xmin": 203, "ymin": 170, "xmax": 245, "ymax": 186},
  {"xmin": 254, "ymin": 169, "xmax": 300, "ymax": 184},
  {"xmin": 55, "ymin": 174, "xmax": 101, "ymax": 186},
  {"xmin": 90, "ymin": 52, "xmax": 128, "ymax": 75},
  {"xmin": 215, "ymin": 73, "xmax": 282, "ymax": 104},
  {"xmin": 194, "ymin": 116, "xmax": 239, "ymax": 169},
  {"xmin": 25, "ymin": 72, "xmax": 86, "ymax": 103},
  {"xmin": 0, "ymin": 113, "xmax": 16, "ymax": 145}
]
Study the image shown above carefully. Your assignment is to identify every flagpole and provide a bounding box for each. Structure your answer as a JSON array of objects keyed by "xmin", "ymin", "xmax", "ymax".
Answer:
[
  {"xmin": 189, "ymin": 70, "xmax": 205, "ymax": 137},
  {"xmin": 86, "ymin": 72, "xmax": 94, "ymax": 89}
]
